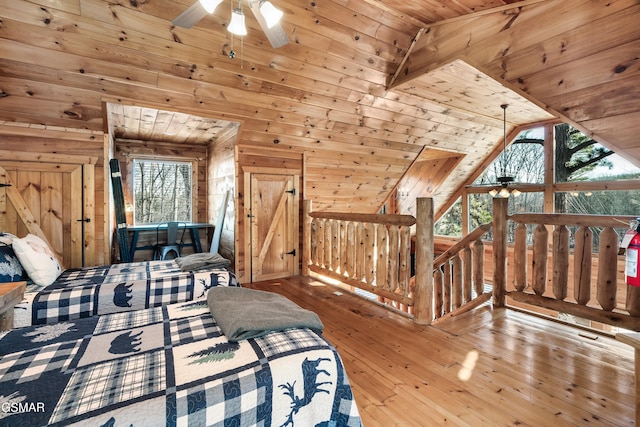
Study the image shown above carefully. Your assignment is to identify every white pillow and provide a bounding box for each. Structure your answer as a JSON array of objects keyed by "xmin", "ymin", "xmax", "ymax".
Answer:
[{"xmin": 12, "ymin": 234, "xmax": 62, "ymax": 288}]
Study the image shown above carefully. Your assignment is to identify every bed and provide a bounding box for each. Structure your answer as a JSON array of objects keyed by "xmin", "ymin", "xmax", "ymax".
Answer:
[
  {"xmin": 0, "ymin": 291, "xmax": 362, "ymax": 426},
  {"xmin": 14, "ymin": 258, "xmax": 239, "ymax": 328}
]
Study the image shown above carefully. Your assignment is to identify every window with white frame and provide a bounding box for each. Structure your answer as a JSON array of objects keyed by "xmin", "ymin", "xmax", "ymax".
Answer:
[{"xmin": 133, "ymin": 159, "xmax": 193, "ymax": 224}]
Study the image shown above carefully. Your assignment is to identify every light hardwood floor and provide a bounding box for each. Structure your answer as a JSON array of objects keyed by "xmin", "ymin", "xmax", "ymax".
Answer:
[{"xmin": 246, "ymin": 276, "xmax": 635, "ymax": 427}]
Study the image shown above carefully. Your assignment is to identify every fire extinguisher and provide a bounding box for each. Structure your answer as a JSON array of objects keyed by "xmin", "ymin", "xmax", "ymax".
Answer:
[{"xmin": 625, "ymin": 219, "xmax": 640, "ymax": 316}]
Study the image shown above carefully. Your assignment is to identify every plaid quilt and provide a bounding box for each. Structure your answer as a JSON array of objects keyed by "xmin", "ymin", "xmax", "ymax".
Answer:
[
  {"xmin": 14, "ymin": 260, "xmax": 240, "ymax": 328},
  {"xmin": 0, "ymin": 301, "xmax": 361, "ymax": 427}
]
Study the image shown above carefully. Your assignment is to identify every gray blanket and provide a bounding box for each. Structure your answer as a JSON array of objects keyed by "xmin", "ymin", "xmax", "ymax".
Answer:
[
  {"xmin": 176, "ymin": 252, "xmax": 230, "ymax": 271},
  {"xmin": 207, "ymin": 287, "xmax": 324, "ymax": 341}
]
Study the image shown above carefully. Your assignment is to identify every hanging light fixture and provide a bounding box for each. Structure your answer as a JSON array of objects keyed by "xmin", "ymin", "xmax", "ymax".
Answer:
[
  {"xmin": 259, "ymin": 1, "xmax": 283, "ymax": 28},
  {"xmin": 199, "ymin": 0, "xmax": 224, "ymax": 14},
  {"xmin": 228, "ymin": 7, "xmax": 247, "ymax": 36},
  {"xmin": 226, "ymin": 1, "xmax": 246, "ymax": 66},
  {"xmin": 489, "ymin": 104, "xmax": 521, "ymax": 198},
  {"xmin": 173, "ymin": 0, "xmax": 290, "ymax": 48}
]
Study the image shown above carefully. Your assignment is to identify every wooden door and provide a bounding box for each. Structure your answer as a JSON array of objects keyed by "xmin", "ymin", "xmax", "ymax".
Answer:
[
  {"xmin": 0, "ymin": 160, "xmax": 95, "ymax": 268},
  {"xmin": 248, "ymin": 173, "xmax": 299, "ymax": 282}
]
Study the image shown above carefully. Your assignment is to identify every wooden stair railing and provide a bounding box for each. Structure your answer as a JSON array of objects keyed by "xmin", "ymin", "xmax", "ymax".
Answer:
[
  {"xmin": 304, "ymin": 203, "xmax": 416, "ymax": 306},
  {"xmin": 304, "ymin": 197, "xmax": 495, "ymax": 324},
  {"xmin": 431, "ymin": 223, "xmax": 492, "ymax": 322},
  {"xmin": 303, "ymin": 198, "xmax": 434, "ymax": 324},
  {"xmin": 304, "ymin": 195, "xmax": 640, "ymax": 333}
]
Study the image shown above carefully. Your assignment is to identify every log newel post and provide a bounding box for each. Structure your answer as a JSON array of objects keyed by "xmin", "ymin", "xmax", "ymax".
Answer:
[
  {"xmin": 303, "ymin": 199, "xmax": 312, "ymax": 276},
  {"xmin": 413, "ymin": 197, "xmax": 434, "ymax": 325},
  {"xmin": 492, "ymin": 197, "xmax": 508, "ymax": 307}
]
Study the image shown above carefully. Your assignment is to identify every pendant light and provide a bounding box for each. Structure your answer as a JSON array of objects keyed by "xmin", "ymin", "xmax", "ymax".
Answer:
[
  {"xmin": 489, "ymin": 104, "xmax": 520, "ymax": 198},
  {"xmin": 228, "ymin": 6, "xmax": 247, "ymax": 36},
  {"xmin": 227, "ymin": 0, "xmax": 246, "ymax": 67},
  {"xmin": 199, "ymin": 0, "xmax": 223, "ymax": 14},
  {"xmin": 259, "ymin": 1, "xmax": 283, "ymax": 28}
]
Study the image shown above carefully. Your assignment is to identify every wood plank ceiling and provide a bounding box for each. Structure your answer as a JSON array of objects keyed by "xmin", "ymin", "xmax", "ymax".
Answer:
[
  {"xmin": 107, "ymin": 103, "xmax": 238, "ymax": 145},
  {"xmin": 0, "ymin": 0, "xmax": 638, "ymax": 215}
]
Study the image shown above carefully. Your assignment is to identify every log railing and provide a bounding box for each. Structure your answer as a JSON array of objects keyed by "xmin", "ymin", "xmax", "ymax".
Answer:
[
  {"xmin": 304, "ymin": 197, "xmax": 492, "ymax": 324},
  {"xmin": 304, "ymin": 196, "xmax": 640, "ymax": 331},
  {"xmin": 432, "ymin": 223, "xmax": 493, "ymax": 321},
  {"xmin": 303, "ymin": 198, "xmax": 434, "ymax": 324},
  {"xmin": 492, "ymin": 197, "xmax": 640, "ymax": 331}
]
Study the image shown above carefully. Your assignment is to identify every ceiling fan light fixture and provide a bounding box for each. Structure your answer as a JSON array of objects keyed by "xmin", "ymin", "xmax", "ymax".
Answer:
[
  {"xmin": 489, "ymin": 104, "xmax": 520, "ymax": 198},
  {"xmin": 199, "ymin": 0, "xmax": 223, "ymax": 14},
  {"xmin": 228, "ymin": 8, "xmax": 248, "ymax": 35},
  {"xmin": 491, "ymin": 177, "xmax": 520, "ymax": 198},
  {"xmin": 173, "ymin": 0, "xmax": 289, "ymax": 48},
  {"xmin": 259, "ymin": 1, "xmax": 283, "ymax": 28},
  {"xmin": 496, "ymin": 175, "xmax": 514, "ymax": 185}
]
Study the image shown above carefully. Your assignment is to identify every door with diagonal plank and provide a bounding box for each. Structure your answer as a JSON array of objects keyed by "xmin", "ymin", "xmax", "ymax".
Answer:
[
  {"xmin": 0, "ymin": 159, "xmax": 95, "ymax": 268},
  {"xmin": 249, "ymin": 173, "xmax": 299, "ymax": 282}
]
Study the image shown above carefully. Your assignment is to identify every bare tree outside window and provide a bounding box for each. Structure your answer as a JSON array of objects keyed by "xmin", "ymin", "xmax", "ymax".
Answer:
[{"xmin": 133, "ymin": 160, "xmax": 192, "ymax": 224}]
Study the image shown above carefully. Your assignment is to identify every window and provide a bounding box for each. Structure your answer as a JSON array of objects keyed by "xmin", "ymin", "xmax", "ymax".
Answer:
[
  {"xmin": 133, "ymin": 159, "xmax": 193, "ymax": 224},
  {"xmin": 437, "ymin": 123, "xmax": 640, "ymax": 240},
  {"xmin": 475, "ymin": 126, "xmax": 546, "ymax": 187},
  {"xmin": 556, "ymin": 189, "xmax": 640, "ymax": 250},
  {"xmin": 434, "ymin": 197, "xmax": 462, "ymax": 237},
  {"xmin": 554, "ymin": 124, "xmax": 640, "ymax": 183}
]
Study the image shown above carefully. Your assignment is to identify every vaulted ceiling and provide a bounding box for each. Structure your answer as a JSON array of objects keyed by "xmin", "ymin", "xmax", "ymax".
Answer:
[{"xmin": 0, "ymin": 0, "xmax": 638, "ymax": 215}]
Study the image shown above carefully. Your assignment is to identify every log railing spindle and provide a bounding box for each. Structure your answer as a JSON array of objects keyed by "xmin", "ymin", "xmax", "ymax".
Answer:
[
  {"xmin": 573, "ymin": 226, "xmax": 592, "ymax": 305},
  {"xmin": 463, "ymin": 246, "xmax": 473, "ymax": 302},
  {"xmin": 507, "ymin": 212, "xmax": 639, "ymax": 331},
  {"xmin": 552, "ymin": 225, "xmax": 570, "ymax": 301},
  {"xmin": 597, "ymin": 227, "xmax": 619, "ymax": 311},
  {"xmin": 473, "ymin": 239, "xmax": 485, "ymax": 297},
  {"xmin": 532, "ymin": 223, "xmax": 548, "ymax": 296},
  {"xmin": 513, "ymin": 222, "xmax": 528, "ymax": 292}
]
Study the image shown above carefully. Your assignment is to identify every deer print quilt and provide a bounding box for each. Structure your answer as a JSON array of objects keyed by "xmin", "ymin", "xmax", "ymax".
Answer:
[
  {"xmin": 0, "ymin": 300, "xmax": 362, "ymax": 426},
  {"xmin": 13, "ymin": 259, "xmax": 239, "ymax": 328}
]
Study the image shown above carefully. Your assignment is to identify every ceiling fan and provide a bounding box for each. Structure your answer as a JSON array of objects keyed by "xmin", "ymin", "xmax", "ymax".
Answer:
[{"xmin": 172, "ymin": 0, "xmax": 290, "ymax": 48}]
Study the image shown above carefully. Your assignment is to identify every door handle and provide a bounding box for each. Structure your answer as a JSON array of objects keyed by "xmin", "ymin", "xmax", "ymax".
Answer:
[
  {"xmin": 285, "ymin": 249, "xmax": 296, "ymax": 256},
  {"xmin": 77, "ymin": 218, "xmax": 91, "ymax": 223}
]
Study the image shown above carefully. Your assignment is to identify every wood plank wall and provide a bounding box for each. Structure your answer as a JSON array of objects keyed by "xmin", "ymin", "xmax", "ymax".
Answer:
[
  {"xmin": 208, "ymin": 128, "xmax": 237, "ymax": 268},
  {"xmin": 394, "ymin": 150, "xmax": 464, "ymax": 215}
]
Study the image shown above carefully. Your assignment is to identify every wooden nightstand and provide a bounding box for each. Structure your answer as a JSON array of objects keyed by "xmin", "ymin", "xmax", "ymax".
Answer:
[{"xmin": 0, "ymin": 281, "xmax": 26, "ymax": 331}]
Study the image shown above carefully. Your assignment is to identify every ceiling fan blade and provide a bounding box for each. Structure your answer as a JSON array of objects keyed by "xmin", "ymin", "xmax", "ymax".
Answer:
[
  {"xmin": 262, "ymin": 23, "xmax": 290, "ymax": 49},
  {"xmin": 172, "ymin": 2, "xmax": 209, "ymax": 28},
  {"xmin": 249, "ymin": 2, "xmax": 289, "ymax": 48}
]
